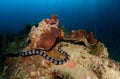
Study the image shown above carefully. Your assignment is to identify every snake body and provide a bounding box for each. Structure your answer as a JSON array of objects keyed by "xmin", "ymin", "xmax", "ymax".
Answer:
[{"xmin": 18, "ymin": 44, "xmax": 69, "ymax": 65}]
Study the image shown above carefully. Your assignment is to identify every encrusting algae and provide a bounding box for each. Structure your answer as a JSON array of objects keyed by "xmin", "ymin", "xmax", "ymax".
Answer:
[{"xmin": 2, "ymin": 15, "xmax": 120, "ymax": 79}]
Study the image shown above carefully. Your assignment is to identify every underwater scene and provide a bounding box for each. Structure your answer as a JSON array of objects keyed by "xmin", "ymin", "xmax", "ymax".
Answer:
[{"xmin": 0, "ymin": 0, "xmax": 120, "ymax": 79}]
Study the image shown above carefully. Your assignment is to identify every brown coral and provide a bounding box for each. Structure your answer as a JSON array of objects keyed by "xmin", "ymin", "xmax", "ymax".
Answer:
[
  {"xmin": 49, "ymin": 15, "xmax": 58, "ymax": 25},
  {"xmin": 67, "ymin": 30, "xmax": 87, "ymax": 38},
  {"xmin": 87, "ymin": 32, "xmax": 97, "ymax": 44},
  {"xmin": 24, "ymin": 15, "xmax": 64, "ymax": 51},
  {"xmin": 64, "ymin": 30, "xmax": 97, "ymax": 47},
  {"xmin": 36, "ymin": 27, "xmax": 62, "ymax": 50}
]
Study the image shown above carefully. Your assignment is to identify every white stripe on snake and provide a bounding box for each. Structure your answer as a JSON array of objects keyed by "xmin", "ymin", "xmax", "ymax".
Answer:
[{"xmin": 18, "ymin": 44, "xmax": 69, "ymax": 65}]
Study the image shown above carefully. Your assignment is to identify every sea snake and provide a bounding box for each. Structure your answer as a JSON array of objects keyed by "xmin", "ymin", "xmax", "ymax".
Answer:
[{"xmin": 18, "ymin": 44, "xmax": 69, "ymax": 65}]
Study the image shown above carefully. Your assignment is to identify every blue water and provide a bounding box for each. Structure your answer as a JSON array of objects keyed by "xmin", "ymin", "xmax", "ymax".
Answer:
[{"xmin": 0, "ymin": 0, "xmax": 120, "ymax": 61}]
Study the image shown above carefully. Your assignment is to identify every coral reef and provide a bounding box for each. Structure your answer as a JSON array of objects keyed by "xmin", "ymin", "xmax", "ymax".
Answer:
[
  {"xmin": 36, "ymin": 27, "xmax": 62, "ymax": 50},
  {"xmin": 0, "ymin": 23, "xmax": 33, "ymax": 56},
  {"xmin": 19, "ymin": 44, "xmax": 69, "ymax": 65},
  {"xmin": 64, "ymin": 30, "xmax": 97, "ymax": 47},
  {"xmin": 61, "ymin": 25, "xmax": 69, "ymax": 37},
  {"xmin": 87, "ymin": 32, "xmax": 97, "ymax": 44},
  {"xmin": 3, "ymin": 42, "xmax": 120, "ymax": 79},
  {"xmin": 1, "ymin": 35, "xmax": 28, "ymax": 55},
  {"xmin": 24, "ymin": 15, "xmax": 64, "ymax": 51},
  {"xmin": 89, "ymin": 42, "xmax": 108, "ymax": 57},
  {"xmin": 7, "ymin": 36, "xmax": 20, "ymax": 54},
  {"xmin": 2, "ymin": 15, "xmax": 120, "ymax": 79}
]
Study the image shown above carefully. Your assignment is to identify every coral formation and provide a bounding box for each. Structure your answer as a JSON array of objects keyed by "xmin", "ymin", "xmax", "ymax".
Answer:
[
  {"xmin": 89, "ymin": 42, "xmax": 108, "ymax": 57},
  {"xmin": 61, "ymin": 25, "xmax": 69, "ymax": 36},
  {"xmin": 3, "ymin": 42, "xmax": 120, "ymax": 79},
  {"xmin": 19, "ymin": 44, "xmax": 69, "ymax": 65},
  {"xmin": 7, "ymin": 36, "xmax": 20, "ymax": 54},
  {"xmin": 0, "ymin": 23, "xmax": 33, "ymax": 56},
  {"xmin": 24, "ymin": 15, "xmax": 64, "ymax": 51},
  {"xmin": 64, "ymin": 30, "xmax": 97, "ymax": 47},
  {"xmin": 18, "ymin": 15, "xmax": 69, "ymax": 65},
  {"xmin": 2, "ymin": 15, "xmax": 120, "ymax": 79},
  {"xmin": 87, "ymin": 32, "xmax": 97, "ymax": 44},
  {"xmin": 36, "ymin": 27, "xmax": 62, "ymax": 50}
]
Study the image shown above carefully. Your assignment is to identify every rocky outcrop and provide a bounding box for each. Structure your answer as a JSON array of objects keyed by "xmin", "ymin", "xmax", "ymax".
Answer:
[{"xmin": 3, "ymin": 42, "xmax": 120, "ymax": 79}]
